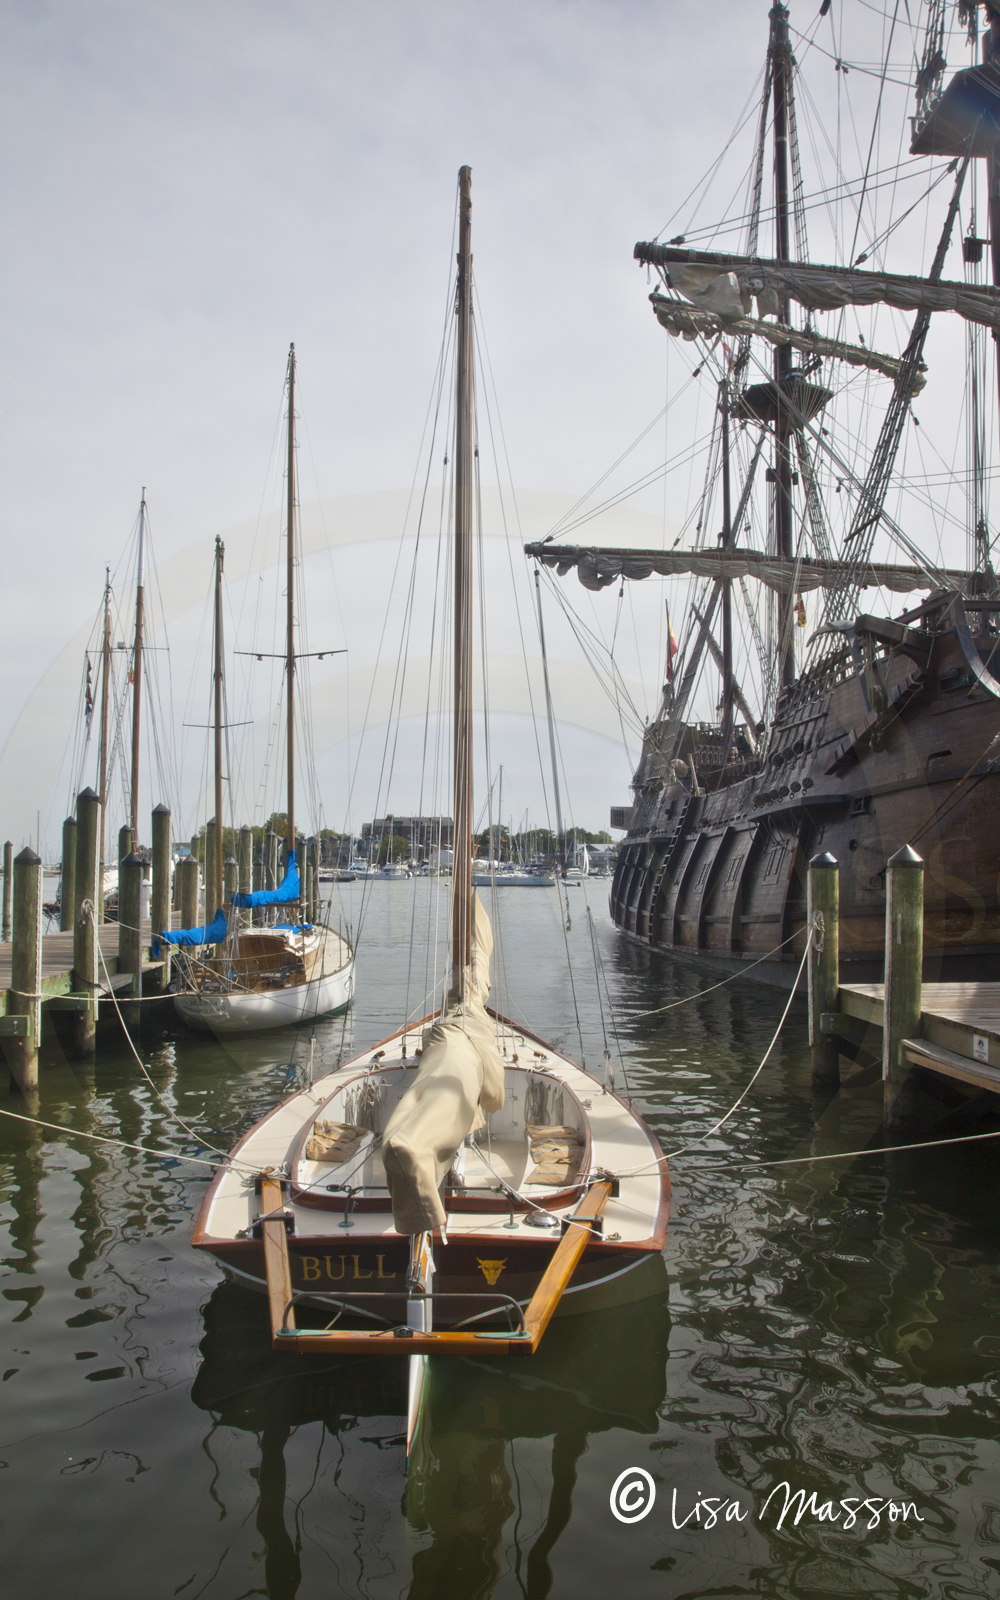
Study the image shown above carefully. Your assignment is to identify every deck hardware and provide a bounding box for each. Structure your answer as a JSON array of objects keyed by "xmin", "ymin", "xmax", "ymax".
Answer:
[
  {"xmin": 252, "ymin": 1208, "xmax": 295, "ymax": 1239},
  {"xmin": 561, "ymin": 1213, "xmax": 604, "ymax": 1237}
]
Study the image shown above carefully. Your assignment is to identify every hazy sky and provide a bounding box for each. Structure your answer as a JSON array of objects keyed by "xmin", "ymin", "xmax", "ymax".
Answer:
[{"xmin": 0, "ymin": 1, "xmax": 976, "ymax": 852}]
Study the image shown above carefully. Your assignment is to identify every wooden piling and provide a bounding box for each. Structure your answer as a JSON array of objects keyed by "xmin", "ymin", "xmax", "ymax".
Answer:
[
  {"xmin": 151, "ymin": 803, "xmax": 171, "ymax": 989},
  {"xmin": 224, "ymin": 855, "xmax": 237, "ymax": 906},
  {"xmin": 238, "ymin": 825, "xmax": 252, "ymax": 897},
  {"xmin": 883, "ymin": 843, "xmax": 924, "ymax": 1129},
  {"xmin": 178, "ymin": 855, "xmax": 200, "ymax": 931},
  {"xmin": 60, "ymin": 817, "xmax": 77, "ymax": 932},
  {"xmin": 252, "ymin": 851, "xmax": 263, "ymax": 893},
  {"xmin": 807, "ymin": 852, "xmax": 840, "ymax": 1089},
  {"xmin": 73, "ymin": 787, "xmax": 101, "ymax": 1058},
  {"xmin": 205, "ymin": 819, "xmax": 218, "ymax": 918},
  {"xmin": 118, "ymin": 852, "xmax": 143, "ymax": 1031},
  {"xmin": 2, "ymin": 840, "xmax": 12, "ymax": 942},
  {"xmin": 5, "ymin": 846, "xmax": 43, "ymax": 1100},
  {"xmin": 118, "ymin": 824, "xmax": 133, "ymax": 869}
]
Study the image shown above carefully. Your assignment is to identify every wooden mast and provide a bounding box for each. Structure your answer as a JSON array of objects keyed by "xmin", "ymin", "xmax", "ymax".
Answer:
[
  {"xmin": 452, "ymin": 166, "xmax": 474, "ymax": 1000},
  {"xmin": 98, "ymin": 566, "xmax": 112, "ymax": 891},
  {"xmin": 213, "ymin": 535, "xmax": 225, "ymax": 917},
  {"xmin": 770, "ymin": 3, "xmax": 796, "ymax": 692},
  {"xmin": 129, "ymin": 489, "xmax": 146, "ymax": 846},
  {"xmin": 285, "ymin": 345, "xmax": 296, "ymax": 876},
  {"xmin": 719, "ymin": 377, "xmax": 735, "ymax": 756}
]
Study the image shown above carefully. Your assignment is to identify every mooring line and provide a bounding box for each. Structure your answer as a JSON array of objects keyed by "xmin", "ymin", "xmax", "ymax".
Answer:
[
  {"xmin": 615, "ymin": 927, "xmax": 804, "ymax": 1023},
  {"xmin": 612, "ymin": 930, "xmax": 815, "ymax": 1177},
  {"xmin": 91, "ymin": 914, "xmax": 242, "ymax": 1163},
  {"xmin": 0, "ymin": 1103, "xmax": 232, "ymax": 1173}
]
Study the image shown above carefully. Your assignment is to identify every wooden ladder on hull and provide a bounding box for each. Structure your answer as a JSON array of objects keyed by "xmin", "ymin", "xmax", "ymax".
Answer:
[
  {"xmin": 645, "ymin": 797, "xmax": 692, "ymax": 940},
  {"xmin": 259, "ymin": 1175, "xmax": 613, "ymax": 1357}
]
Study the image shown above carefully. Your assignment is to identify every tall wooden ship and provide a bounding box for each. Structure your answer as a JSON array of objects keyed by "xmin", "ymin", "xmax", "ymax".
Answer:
[{"xmin": 529, "ymin": 1, "xmax": 1000, "ymax": 986}]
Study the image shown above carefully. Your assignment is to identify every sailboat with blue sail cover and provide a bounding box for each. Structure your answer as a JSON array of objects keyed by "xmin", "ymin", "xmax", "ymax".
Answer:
[{"xmin": 159, "ymin": 347, "xmax": 355, "ymax": 1033}]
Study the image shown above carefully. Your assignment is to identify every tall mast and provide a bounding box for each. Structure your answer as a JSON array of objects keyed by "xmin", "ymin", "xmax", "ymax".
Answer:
[
  {"xmin": 770, "ymin": 3, "xmax": 796, "ymax": 691},
  {"xmin": 985, "ymin": 14, "xmax": 1000, "ymax": 558},
  {"xmin": 98, "ymin": 566, "xmax": 111, "ymax": 877},
  {"xmin": 719, "ymin": 377, "xmax": 735, "ymax": 754},
  {"xmin": 285, "ymin": 344, "xmax": 296, "ymax": 871},
  {"xmin": 452, "ymin": 166, "xmax": 475, "ymax": 1000},
  {"xmin": 129, "ymin": 489, "xmax": 146, "ymax": 845},
  {"xmin": 213, "ymin": 535, "xmax": 225, "ymax": 917}
]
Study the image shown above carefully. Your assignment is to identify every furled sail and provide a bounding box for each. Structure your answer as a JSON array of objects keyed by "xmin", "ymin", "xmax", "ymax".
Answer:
[
  {"xmin": 525, "ymin": 542, "xmax": 970, "ymax": 596},
  {"xmin": 382, "ymin": 894, "xmax": 505, "ymax": 1235},
  {"xmin": 230, "ymin": 853, "xmax": 300, "ymax": 909},
  {"xmin": 648, "ymin": 293, "xmax": 926, "ymax": 391},
  {"xmin": 634, "ymin": 243, "xmax": 1000, "ymax": 333},
  {"xmin": 158, "ymin": 907, "xmax": 229, "ymax": 950}
]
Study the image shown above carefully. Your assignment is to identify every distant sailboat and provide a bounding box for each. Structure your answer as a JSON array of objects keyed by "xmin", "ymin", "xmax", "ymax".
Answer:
[{"xmin": 161, "ymin": 349, "xmax": 355, "ymax": 1033}]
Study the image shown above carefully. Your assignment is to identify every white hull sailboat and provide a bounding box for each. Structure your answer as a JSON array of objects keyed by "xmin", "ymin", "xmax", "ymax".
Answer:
[
  {"xmin": 194, "ymin": 169, "xmax": 668, "ymax": 1463},
  {"xmin": 173, "ymin": 926, "xmax": 355, "ymax": 1033},
  {"xmin": 162, "ymin": 348, "xmax": 355, "ymax": 1034}
]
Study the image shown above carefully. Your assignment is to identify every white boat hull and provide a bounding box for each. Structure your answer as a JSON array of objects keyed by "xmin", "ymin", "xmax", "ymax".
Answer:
[
  {"xmin": 175, "ymin": 959, "xmax": 353, "ymax": 1032},
  {"xmin": 173, "ymin": 924, "xmax": 355, "ymax": 1033}
]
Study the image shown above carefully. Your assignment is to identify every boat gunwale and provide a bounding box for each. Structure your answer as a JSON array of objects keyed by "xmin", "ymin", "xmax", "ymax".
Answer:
[{"xmin": 193, "ymin": 1009, "xmax": 669, "ymax": 1254}]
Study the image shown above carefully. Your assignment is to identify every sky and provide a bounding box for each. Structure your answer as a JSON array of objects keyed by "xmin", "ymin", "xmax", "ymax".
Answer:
[{"xmin": 0, "ymin": 0, "xmax": 983, "ymax": 854}]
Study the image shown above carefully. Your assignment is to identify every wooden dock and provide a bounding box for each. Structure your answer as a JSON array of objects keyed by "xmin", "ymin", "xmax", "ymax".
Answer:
[
  {"xmin": 837, "ymin": 982, "xmax": 1000, "ymax": 1097},
  {"xmin": 808, "ymin": 848, "xmax": 1000, "ymax": 1124},
  {"xmin": 0, "ymin": 923, "xmax": 162, "ymax": 1016}
]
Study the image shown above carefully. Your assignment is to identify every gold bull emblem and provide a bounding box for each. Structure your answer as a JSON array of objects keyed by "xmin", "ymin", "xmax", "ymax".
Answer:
[{"xmin": 477, "ymin": 1258, "xmax": 506, "ymax": 1286}]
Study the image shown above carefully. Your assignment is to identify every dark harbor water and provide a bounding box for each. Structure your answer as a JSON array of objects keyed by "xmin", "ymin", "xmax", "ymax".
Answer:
[{"xmin": 3, "ymin": 880, "xmax": 1000, "ymax": 1599}]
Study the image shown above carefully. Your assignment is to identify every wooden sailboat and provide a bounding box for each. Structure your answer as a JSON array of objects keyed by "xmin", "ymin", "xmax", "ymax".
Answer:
[
  {"xmin": 163, "ymin": 349, "xmax": 355, "ymax": 1032},
  {"xmin": 193, "ymin": 172, "xmax": 669, "ymax": 1439}
]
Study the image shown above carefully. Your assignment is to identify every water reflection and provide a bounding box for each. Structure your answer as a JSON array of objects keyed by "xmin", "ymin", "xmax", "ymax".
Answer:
[{"xmin": 191, "ymin": 1275, "xmax": 669, "ymax": 1599}]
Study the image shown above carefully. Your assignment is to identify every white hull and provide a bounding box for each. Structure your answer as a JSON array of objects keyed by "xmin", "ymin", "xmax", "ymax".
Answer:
[
  {"xmin": 174, "ymin": 924, "xmax": 355, "ymax": 1034},
  {"xmin": 473, "ymin": 872, "xmax": 554, "ymax": 887}
]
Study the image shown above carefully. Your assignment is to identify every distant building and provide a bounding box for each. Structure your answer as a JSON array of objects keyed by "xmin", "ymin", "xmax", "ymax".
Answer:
[{"xmin": 361, "ymin": 815, "xmax": 454, "ymax": 862}]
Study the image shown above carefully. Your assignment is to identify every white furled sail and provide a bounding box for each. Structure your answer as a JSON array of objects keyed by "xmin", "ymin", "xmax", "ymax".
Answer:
[
  {"xmin": 649, "ymin": 293, "xmax": 926, "ymax": 391},
  {"xmin": 635, "ymin": 243, "xmax": 1000, "ymax": 333},
  {"xmin": 525, "ymin": 542, "xmax": 969, "ymax": 596},
  {"xmin": 382, "ymin": 894, "xmax": 506, "ymax": 1235}
]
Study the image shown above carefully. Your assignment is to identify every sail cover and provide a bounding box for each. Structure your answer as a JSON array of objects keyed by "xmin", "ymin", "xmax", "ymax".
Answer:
[
  {"xmin": 635, "ymin": 243, "xmax": 1000, "ymax": 333},
  {"xmin": 525, "ymin": 542, "xmax": 970, "ymax": 596},
  {"xmin": 648, "ymin": 294, "xmax": 926, "ymax": 391},
  {"xmin": 230, "ymin": 853, "xmax": 299, "ymax": 909},
  {"xmin": 157, "ymin": 907, "xmax": 229, "ymax": 951},
  {"xmin": 382, "ymin": 894, "xmax": 506, "ymax": 1235}
]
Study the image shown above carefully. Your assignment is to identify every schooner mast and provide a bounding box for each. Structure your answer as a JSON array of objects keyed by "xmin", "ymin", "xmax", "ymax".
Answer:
[
  {"xmin": 98, "ymin": 565, "xmax": 112, "ymax": 898},
  {"xmin": 212, "ymin": 535, "xmax": 225, "ymax": 922},
  {"xmin": 452, "ymin": 167, "xmax": 475, "ymax": 999},
  {"xmin": 770, "ymin": 2, "xmax": 796, "ymax": 690},
  {"xmin": 129, "ymin": 489, "xmax": 146, "ymax": 847},
  {"xmin": 285, "ymin": 344, "xmax": 297, "ymax": 875}
]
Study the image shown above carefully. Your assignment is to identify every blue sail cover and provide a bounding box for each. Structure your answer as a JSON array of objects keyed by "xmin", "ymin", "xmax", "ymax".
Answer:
[
  {"xmin": 154, "ymin": 855, "xmax": 300, "ymax": 956},
  {"xmin": 156, "ymin": 907, "xmax": 228, "ymax": 954},
  {"xmin": 231, "ymin": 853, "xmax": 300, "ymax": 909}
]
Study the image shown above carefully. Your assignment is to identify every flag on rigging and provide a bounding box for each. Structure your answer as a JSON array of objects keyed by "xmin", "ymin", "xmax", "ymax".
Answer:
[
  {"xmin": 664, "ymin": 601, "xmax": 679, "ymax": 685},
  {"xmin": 85, "ymin": 655, "xmax": 94, "ymax": 728}
]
